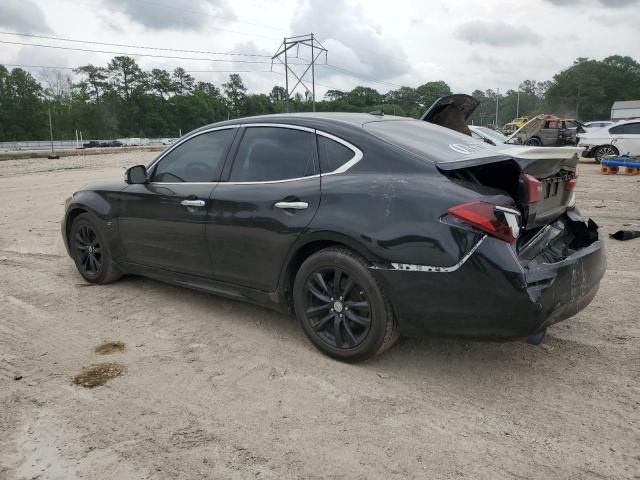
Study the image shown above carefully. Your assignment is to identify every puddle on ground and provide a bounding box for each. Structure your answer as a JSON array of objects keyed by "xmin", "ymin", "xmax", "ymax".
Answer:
[
  {"xmin": 72, "ymin": 363, "xmax": 126, "ymax": 388},
  {"xmin": 95, "ymin": 341, "xmax": 126, "ymax": 355}
]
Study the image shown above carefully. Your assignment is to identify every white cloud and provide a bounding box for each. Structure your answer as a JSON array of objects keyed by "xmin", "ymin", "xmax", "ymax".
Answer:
[
  {"xmin": 455, "ymin": 20, "xmax": 542, "ymax": 47},
  {"xmin": 0, "ymin": 0, "xmax": 51, "ymax": 33},
  {"xmin": 101, "ymin": 0, "xmax": 236, "ymax": 31}
]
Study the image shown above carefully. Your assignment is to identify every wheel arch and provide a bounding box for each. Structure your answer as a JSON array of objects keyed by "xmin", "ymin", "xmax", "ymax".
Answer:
[
  {"xmin": 65, "ymin": 206, "xmax": 88, "ymax": 240},
  {"xmin": 278, "ymin": 231, "xmax": 379, "ymax": 312}
]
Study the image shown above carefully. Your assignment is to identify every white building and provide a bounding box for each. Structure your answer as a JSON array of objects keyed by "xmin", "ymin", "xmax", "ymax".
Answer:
[{"xmin": 611, "ymin": 100, "xmax": 640, "ymax": 121}]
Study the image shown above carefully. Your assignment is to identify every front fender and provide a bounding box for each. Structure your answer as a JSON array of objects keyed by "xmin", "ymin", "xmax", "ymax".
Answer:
[{"xmin": 62, "ymin": 189, "xmax": 122, "ymax": 259}]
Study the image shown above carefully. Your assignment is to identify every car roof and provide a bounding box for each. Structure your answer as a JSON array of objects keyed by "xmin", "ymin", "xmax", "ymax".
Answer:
[
  {"xmin": 612, "ymin": 118, "xmax": 640, "ymax": 125},
  {"xmin": 190, "ymin": 112, "xmax": 415, "ymax": 133}
]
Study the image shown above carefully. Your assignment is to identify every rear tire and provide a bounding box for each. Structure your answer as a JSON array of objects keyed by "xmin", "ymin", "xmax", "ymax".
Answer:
[
  {"xmin": 594, "ymin": 145, "xmax": 619, "ymax": 164},
  {"xmin": 69, "ymin": 213, "xmax": 121, "ymax": 284},
  {"xmin": 293, "ymin": 247, "xmax": 398, "ymax": 362}
]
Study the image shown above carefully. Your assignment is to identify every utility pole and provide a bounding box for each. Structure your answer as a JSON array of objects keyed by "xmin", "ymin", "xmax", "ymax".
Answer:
[
  {"xmin": 272, "ymin": 34, "xmax": 327, "ymax": 113},
  {"xmin": 47, "ymin": 103, "xmax": 59, "ymax": 159},
  {"xmin": 495, "ymin": 88, "xmax": 500, "ymax": 129},
  {"xmin": 516, "ymin": 90, "xmax": 520, "ymax": 119}
]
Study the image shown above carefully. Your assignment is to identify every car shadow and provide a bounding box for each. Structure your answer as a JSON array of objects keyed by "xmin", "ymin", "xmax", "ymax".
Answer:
[{"xmin": 112, "ymin": 275, "xmax": 598, "ymax": 389}]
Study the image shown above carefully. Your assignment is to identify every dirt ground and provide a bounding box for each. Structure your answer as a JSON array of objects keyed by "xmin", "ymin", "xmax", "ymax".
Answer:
[{"xmin": 0, "ymin": 151, "xmax": 639, "ymax": 480}]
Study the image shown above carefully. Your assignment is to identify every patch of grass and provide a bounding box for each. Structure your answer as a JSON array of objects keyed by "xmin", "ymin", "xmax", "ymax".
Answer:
[
  {"xmin": 95, "ymin": 341, "xmax": 126, "ymax": 355},
  {"xmin": 72, "ymin": 363, "xmax": 126, "ymax": 388}
]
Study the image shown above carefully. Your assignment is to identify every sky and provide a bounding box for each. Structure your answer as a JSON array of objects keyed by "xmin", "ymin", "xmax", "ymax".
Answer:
[{"xmin": 1, "ymin": 0, "xmax": 639, "ymax": 98}]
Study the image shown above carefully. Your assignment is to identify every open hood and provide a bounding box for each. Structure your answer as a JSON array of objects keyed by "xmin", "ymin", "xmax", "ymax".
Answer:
[
  {"xmin": 507, "ymin": 114, "xmax": 547, "ymax": 143},
  {"xmin": 420, "ymin": 94, "xmax": 479, "ymax": 136}
]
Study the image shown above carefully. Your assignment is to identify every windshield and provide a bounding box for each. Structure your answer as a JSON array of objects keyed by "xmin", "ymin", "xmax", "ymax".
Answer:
[{"xmin": 473, "ymin": 127, "xmax": 508, "ymax": 144}]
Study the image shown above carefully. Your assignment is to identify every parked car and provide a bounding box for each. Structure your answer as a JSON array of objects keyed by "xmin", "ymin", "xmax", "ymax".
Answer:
[
  {"xmin": 62, "ymin": 112, "xmax": 605, "ymax": 362},
  {"xmin": 161, "ymin": 138, "xmax": 176, "ymax": 145},
  {"xmin": 578, "ymin": 119, "xmax": 640, "ymax": 162},
  {"xmin": 469, "ymin": 125, "xmax": 509, "ymax": 145},
  {"xmin": 502, "ymin": 117, "xmax": 529, "ymax": 136},
  {"xmin": 82, "ymin": 140, "xmax": 101, "ymax": 148},
  {"xmin": 99, "ymin": 140, "xmax": 123, "ymax": 148},
  {"xmin": 583, "ymin": 121, "xmax": 614, "ymax": 130},
  {"xmin": 507, "ymin": 115, "xmax": 586, "ymax": 147}
]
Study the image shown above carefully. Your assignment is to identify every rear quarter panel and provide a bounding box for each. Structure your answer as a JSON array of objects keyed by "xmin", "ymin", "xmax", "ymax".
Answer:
[{"xmin": 310, "ymin": 170, "xmax": 488, "ymax": 268}]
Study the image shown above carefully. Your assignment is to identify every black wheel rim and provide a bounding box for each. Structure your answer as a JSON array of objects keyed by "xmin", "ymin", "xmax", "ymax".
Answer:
[
  {"xmin": 303, "ymin": 268, "xmax": 371, "ymax": 349},
  {"xmin": 73, "ymin": 224, "xmax": 102, "ymax": 276}
]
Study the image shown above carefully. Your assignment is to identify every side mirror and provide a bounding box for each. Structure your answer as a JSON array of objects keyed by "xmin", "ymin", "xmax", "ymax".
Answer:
[{"xmin": 125, "ymin": 165, "xmax": 148, "ymax": 184}]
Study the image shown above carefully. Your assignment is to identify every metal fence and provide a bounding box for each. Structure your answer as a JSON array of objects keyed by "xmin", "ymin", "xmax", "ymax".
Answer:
[{"xmin": 0, "ymin": 138, "xmax": 171, "ymax": 152}]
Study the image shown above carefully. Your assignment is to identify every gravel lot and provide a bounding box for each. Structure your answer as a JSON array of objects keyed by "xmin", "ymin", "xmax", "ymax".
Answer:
[{"xmin": 1, "ymin": 151, "xmax": 639, "ymax": 480}]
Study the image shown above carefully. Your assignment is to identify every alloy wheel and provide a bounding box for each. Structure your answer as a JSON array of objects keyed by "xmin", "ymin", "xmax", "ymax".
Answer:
[
  {"xmin": 73, "ymin": 224, "xmax": 102, "ymax": 276},
  {"xmin": 303, "ymin": 268, "xmax": 371, "ymax": 349},
  {"xmin": 597, "ymin": 146, "xmax": 617, "ymax": 161}
]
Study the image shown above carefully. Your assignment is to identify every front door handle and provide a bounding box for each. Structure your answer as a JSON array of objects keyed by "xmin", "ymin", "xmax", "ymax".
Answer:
[
  {"xmin": 181, "ymin": 199, "xmax": 206, "ymax": 207},
  {"xmin": 274, "ymin": 201, "xmax": 308, "ymax": 210}
]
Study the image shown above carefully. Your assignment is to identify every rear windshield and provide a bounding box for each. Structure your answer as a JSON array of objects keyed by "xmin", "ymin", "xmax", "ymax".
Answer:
[{"xmin": 364, "ymin": 119, "xmax": 494, "ymax": 163}]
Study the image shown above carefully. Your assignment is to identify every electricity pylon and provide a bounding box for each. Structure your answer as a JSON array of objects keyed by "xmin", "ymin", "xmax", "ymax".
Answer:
[{"xmin": 271, "ymin": 33, "xmax": 328, "ymax": 112}]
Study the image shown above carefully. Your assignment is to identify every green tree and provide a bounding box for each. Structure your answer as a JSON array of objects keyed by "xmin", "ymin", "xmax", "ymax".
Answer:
[{"xmin": 223, "ymin": 74, "xmax": 247, "ymax": 118}]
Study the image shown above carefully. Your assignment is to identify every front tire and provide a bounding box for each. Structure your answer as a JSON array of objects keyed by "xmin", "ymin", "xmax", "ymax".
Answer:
[
  {"xmin": 69, "ymin": 213, "xmax": 121, "ymax": 284},
  {"xmin": 525, "ymin": 137, "xmax": 542, "ymax": 146},
  {"xmin": 293, "ymin": 248, "xmax": 398, "ymax": 362},
  {"xmin": 594, "ymin": 145, "xmax": 619, "ymax": 164}
]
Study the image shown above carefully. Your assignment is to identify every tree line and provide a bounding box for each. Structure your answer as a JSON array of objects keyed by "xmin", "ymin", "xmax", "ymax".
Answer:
[{"xmin": 1, "ymin": 54, "xmax": 639, "ymax": 142}]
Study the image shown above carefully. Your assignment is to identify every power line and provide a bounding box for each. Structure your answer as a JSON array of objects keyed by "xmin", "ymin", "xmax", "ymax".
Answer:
[
  {"xmin": 1, "ymin": 63, "xmax": 75, "ymax": 70},
  {"xmin": 323, "ymin": 64, "xmax": 403, "ymax": 88},
  {"xmin": 0, "ymin": 63, "xmax": 272, "ymax": 74},
  {"xmin": 0, "ymin": 31, "xmax": 272, "ymax": 58},
  {"xmin": 56, "ymin": 0, "xmax": 285, "ymax": 40},
  {"xmin": 0, "ymin": 40, "xmax": 309, "ymax": 65}
]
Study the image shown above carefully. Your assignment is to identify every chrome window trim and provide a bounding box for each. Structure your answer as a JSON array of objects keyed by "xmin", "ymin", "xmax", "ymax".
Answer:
[
  {"xmin": 224, "ymin": 174, "xmax": 320, "ymax": 186},
  {"xmin": 144, "ymin": 122, "xmax": 363, "ymax": 186},
  {"xmin": 240, "ymin": 122, "xmax": 315, "ymax": 133},
  {"xmin": 316, "ymin": 130, "xmax": 363, "ymax": 175},
  {"xmin": 148, "ymin": 176, "xmax": 322, "ymax": 186}
]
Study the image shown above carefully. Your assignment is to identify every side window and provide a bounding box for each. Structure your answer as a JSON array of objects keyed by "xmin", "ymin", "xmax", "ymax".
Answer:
[
  {"xmin": 317, "ymin": 135, "xmax": 356, "ymax": 173},
  {"xmin": 623, "ymin": 122, "xmax": 640, "ymax": 134},
  {"xmin": 151, "ymin": 129, "xmax": 235, "ymax": 182},
  {"xmin": 609, "ymin": 124, "xmax": 625, "ymax": 135},
  {"xmin": 229, "ymin": 127, "xmax": 315, "ymax": 182}
]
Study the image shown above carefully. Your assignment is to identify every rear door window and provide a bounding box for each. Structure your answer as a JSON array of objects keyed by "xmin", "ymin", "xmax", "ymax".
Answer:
[
  {"xmin": 623, "ymin": 122, "xmax": 640, "ymax": 135},
  {"xmin": 229, "ymin": 127, "xmax": 315, "ymax": 182},
  {"xmin": 317, "ymin": 135, "xmax": 356, "ymax": 173}
]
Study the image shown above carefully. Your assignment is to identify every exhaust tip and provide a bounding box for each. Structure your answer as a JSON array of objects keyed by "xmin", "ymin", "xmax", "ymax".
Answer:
[{"xmin": 527, "ymin": 329, "xmax": 547, "ymax": 346}]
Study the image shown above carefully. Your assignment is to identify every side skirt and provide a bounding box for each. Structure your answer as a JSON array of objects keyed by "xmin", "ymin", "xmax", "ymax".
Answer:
[{"xmin": 118, "ymin": 261, "xmax": 286, "ymax": 314}]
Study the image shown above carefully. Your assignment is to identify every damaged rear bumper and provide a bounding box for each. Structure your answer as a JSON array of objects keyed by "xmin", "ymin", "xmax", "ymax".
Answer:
[{"xmin": 373, "ymin": 215, "xmax": 606, "ymax": 339}]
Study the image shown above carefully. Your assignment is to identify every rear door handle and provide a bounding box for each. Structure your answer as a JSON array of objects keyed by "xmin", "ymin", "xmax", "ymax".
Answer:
[
  {"xmin": 274, "ymin": 201, "xmax": 308, "ymax": 210},
  {"xmin": 181, "ymin": 199, "xmax": 206, "ymax": 207}
]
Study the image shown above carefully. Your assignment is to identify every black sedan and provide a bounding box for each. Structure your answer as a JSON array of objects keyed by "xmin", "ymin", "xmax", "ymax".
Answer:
[{"xmin": 62, "ymin": 113, "xmax": 606, "ymax": 362}]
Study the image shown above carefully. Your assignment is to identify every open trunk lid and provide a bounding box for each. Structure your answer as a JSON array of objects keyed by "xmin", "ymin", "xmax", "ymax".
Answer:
[
  {"xmin": 419, "ymin": 94, "xmax": 479, "ymax": 136},
  {"xmin": 439, "ymin": 146, "xmax": 581, "ymax": 230}
]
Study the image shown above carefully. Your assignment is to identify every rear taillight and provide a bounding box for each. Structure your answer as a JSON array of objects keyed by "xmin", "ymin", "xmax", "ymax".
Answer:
[
  {"xmin": 523, "ymin": 174, "xmax": 542, "ymax": 204},
  {"xmin": 565, "ymin": 168, "xmax": 578, "ymax": 192},
  {"xmin": 447, "ymin": 201, "xmax": 520, "ymax": 243}
]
